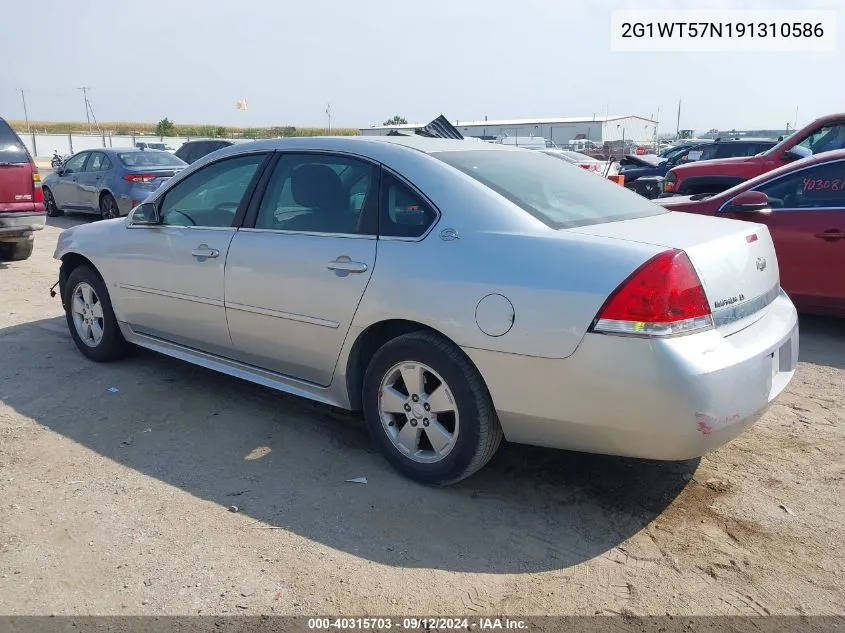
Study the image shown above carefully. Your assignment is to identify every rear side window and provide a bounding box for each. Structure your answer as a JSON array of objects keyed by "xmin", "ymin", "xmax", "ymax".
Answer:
[
  {"xmin": 434, "ymin": 150, "xmax": 665, "ymax": 229},
  {"xmin": 380, "ymin": 172, "xmax": 438, "ymax": 238},
  {"xmin": 0, "ymin": 119, "xmax": 30, "ymax": 164}
]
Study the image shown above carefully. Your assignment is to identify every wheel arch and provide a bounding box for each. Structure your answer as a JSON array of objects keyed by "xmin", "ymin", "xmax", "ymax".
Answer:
[
  {"xmin": 344, "ymin": 318, "xmax": 484, "ymax": 411},
  {"xmin": 59, "ymin": 253, "xmax": 101, "ymax": 306}
]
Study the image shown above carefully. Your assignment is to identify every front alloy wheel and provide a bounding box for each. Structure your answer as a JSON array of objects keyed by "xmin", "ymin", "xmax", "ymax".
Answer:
[{"xmin": 70, "ymin": 282, "xmax": 105, "ymax": 347}]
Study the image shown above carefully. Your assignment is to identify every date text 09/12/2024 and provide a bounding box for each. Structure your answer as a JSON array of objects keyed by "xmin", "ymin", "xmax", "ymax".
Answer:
[{"xmin": 307, "ymin": 618, "xmax": 528, "ymax": 630}]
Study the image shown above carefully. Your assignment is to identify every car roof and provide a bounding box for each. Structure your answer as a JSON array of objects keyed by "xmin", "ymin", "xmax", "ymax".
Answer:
[{"xmin": 216, "ymin": 135, "xmax": 514, "ymax": 155}]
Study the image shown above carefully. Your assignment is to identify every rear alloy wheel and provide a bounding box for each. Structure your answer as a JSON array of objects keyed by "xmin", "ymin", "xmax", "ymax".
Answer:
[
  {"xmin": 43, "ymin": 187, "xmax": 63, "ymax": 217},
  {"xmin": 99, "ymin": 193, "xmax": 120, "ymax": 220},
  {"xmin": 63, "ymin": 265, "xmax": 130, "ymax": 362},
  {"xmin": 363, "ymin": 331, "xmax": 503, "ymax": 485}
]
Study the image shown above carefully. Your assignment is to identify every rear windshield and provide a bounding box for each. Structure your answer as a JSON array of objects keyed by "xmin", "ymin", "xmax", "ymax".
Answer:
[
  {"xmin": 0, "ymin": 120, "xmax": 31, "ymax": 164},
  {"xmin": 433, "ymin": 150, "xmax": 666, "ymax": 229},
  {"xmin": 118, "ymin": 151, "xmax": 185, "ymax": 167}
]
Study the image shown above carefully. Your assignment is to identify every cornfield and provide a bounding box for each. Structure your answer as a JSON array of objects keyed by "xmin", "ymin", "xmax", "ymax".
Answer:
[{"xmin": 8, "ymin": 120, "xmax": 360, "ymax": 138}]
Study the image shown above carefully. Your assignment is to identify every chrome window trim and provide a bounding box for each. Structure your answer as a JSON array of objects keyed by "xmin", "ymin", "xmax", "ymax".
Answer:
[
  {"xmin": 718, "ymin": 158, "xmax": 845, "ymax": 213},
  {"xmin": 237, "ymin": 227, "xmax": 376, "ymax": 240},
  {"xmin": 711, "ymin": 284, "xmax": 781, "ymax": 328},
  {"xmin": 126, "ymin": 225, "xmax": 238, "ymax": 231}
]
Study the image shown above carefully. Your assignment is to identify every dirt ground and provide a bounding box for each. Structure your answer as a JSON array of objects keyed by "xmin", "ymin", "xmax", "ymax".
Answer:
[{"xmin": 0, "ymin": 216, "xmax": 843, "ymax": 617}]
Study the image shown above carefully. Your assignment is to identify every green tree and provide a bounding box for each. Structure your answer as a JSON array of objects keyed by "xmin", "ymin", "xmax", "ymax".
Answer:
[
  {"xmin": 382, "ymin": 115, "xmax": 408, "ymax": 126},
  {"xmin": 214, "ymin": 126, "xmax": 228, "ymax": 138},
  {"xmin": 155, "ymin": 117, "xmax": 175, "ymax": 136}
]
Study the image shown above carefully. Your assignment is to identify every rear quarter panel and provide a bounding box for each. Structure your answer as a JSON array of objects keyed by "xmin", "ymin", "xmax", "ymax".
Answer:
[{"xmin": 355, "ymin": 229, "xmax": 663, "ymax": 360}]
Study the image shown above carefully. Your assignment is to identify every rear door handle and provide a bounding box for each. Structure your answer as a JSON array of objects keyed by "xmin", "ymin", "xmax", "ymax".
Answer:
[
  {"xmin": 814, "ymin": 229, "xmax": 845, "ymax": 242},
  {"xmin": 191, "ymin": 245, "xmax": 220, "ymax": 259},
  {"xmin": 327, "ymin": 256, "xmax": 368, "ymax": 273}
]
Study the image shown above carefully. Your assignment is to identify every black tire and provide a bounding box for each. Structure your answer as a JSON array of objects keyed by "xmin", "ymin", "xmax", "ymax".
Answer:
[
  {"xmin": 63, "ymin": 264, "xmax": 131, "ymax": 362},
  {"xmin": 363, "ymin": 331, "xmax": 503, "ymax": 485},
  {"xmin": 99, "ymin": 193, "xmax": 120, "ymax": 220},
  {"xmin": 0, "ymin": 239, "xmax": 34, "ymax": 261},
  {"xmin": 43, "ymin": 187, "xmax": 63, "ymax": 217}
]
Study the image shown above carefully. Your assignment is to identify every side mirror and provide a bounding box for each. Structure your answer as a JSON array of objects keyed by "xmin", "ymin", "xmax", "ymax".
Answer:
[
  {"xmin": 128, "ymin": 202, "xmax": 160, "ymax": 225},
  {"xmin": 728, "ymin": 190, "xmax": 770, "ymax": 212}
]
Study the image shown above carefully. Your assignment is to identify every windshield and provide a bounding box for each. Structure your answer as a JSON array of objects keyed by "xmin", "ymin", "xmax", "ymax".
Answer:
[
  {"xmin": 118, "ymin": 151, "xmax": 186, "ymax": 167},
  {"xmin": 434, "ymin": 150, "xmax": 666, "ymax": 229},
  {"xmin": 764, "ymin": 122, "xmax": 845, "ymax": 157}
]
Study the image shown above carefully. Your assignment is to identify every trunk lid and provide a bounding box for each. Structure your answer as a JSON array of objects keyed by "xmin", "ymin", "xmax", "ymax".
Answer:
[
  {"xmin": 0, "ymin": 162, "xmax": 35, "ymax": 211},
  {"xmin": 126, "ymin": 167, "xmax": 184, "ymax": 190},
  {"xmin": 568, "ymin": 211, "xmax": 780, "ymax": 335}
]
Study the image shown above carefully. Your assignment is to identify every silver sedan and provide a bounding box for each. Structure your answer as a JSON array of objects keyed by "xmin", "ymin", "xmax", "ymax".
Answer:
[{"xmin": 53, "ymin": 136, "xmax": 799, "ymax": 485}]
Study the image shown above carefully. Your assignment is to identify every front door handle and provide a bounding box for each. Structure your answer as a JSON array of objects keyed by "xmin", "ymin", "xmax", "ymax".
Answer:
[
  {"xmin": 191, "ymin": 245, "xmax": 220, "ymax": 259},
  {"xmin": 814, "ymin": 229, "xmax": 845, "ymax": 242},
  {"xmin": 327, "ymin": 256, "xmax": 368, "ymax": 273}
]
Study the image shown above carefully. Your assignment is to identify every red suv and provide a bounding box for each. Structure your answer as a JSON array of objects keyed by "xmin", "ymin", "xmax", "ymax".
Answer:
[
  {"xmin": 0, "ymin": 117, "xmax": 44, "ymax": 261},
  {"xmin": 663, "ymin": 113, "xmax": 845, "ymax": 196}
]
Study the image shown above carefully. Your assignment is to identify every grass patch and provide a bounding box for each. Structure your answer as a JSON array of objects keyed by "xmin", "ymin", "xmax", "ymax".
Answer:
[{"xmin": 8, "ymin": 120, "xmax": 359, "ymax": 138}]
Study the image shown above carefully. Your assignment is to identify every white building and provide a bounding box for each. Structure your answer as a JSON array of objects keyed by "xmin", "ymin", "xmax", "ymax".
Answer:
[{"xmin": 360, "ymin": 115, "xmax": 658, "ymax": 145}]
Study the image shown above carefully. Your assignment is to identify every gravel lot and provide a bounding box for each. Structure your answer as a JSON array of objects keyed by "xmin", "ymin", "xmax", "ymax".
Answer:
[{"xmin": 0, "ymin": 216, "xmax": 843, "ymax": 616}]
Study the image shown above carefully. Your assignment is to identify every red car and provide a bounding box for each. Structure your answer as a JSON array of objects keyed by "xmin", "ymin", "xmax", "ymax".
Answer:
[
  {"xmin": 0, "ymin": 117, "xmax": 44, "ymax": 261},
  {"xmin": 663, "ymin": 113, "xmax": 845, "ymax": 196},
  {"xmin": 657, "ymin": 149, "xmax": 845, "ymax": 316}
]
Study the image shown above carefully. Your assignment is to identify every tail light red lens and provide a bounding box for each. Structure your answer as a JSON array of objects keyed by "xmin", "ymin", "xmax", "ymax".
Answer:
[
  {"xmin": 124, "ymin": 173, "xmax": 158, "ymax": 183},
  {"xmin": 593, "ymin": 249, "xmax": 713, "ymax": 337},
  {"xmin": 32, "ymin": 166, "xmax": 44, "ymax": 203}
]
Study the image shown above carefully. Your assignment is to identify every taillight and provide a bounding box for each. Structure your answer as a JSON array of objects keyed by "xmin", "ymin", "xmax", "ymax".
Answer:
[
  {"xmin": 663, "ymin": 171, "xmax": 677, "ymax": 192},
  {"xmin": 592, "ymin": 249, "xmax": 713, "ymax": 337},
  {"xmin": 124, "ymin": 173, "xmax": 158, "ymax": 183},
  {"xmin": 32, "ymin": 165, "xmax": 43, "ymax": 203}
]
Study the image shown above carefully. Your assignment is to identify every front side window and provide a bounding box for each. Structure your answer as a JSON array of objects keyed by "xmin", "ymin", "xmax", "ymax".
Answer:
[
  {"xmin": 159, "ymin": 153, "xmax": 265, "ymax": 227},
  {"xmin": 797, "ymin": 124, "xmax": 845, "ymax": 155},
  {"xmin": 754, "ymin": 161, "xmax": 845, "ymax": 209},
  {"xmin": 85, "ymin": 152, "xmax": 106, "ymax": 172},
  {"xmin": 62, "ymin": 153, "xmax": 88, "ymax": 174},
  {"xmin": 435, "ymin": 149, "xmax": 665, "ymax": 229},
  {"xmin": 380, "ymin": 172, "xmax": 438, "ymax": 238},
  {"xmin": 255, "ymin": 154, "xmax": 378, "ymax": 235}
]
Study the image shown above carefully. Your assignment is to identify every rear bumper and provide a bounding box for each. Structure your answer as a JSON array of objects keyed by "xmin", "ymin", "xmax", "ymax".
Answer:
[
  {"xmin": 116, "ymin": 186, "xmax": 157, "ymax": 216},
  {"xmin": 0, "ymin": 211, "xmax": 46, "ymax": 239},
  {"xmin": 464, "ymin": 291, "xmax": 799, "ymax": 460}
]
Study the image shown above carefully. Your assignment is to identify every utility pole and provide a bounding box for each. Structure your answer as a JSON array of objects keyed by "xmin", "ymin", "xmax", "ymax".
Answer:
[
  {"xmin": 17, "ymin": 89, "xmax": 30, "ymax": 133},
  {"xmin": 325, "ymin": 103, "xmax": 332, "ymax": 134},
  {"xmin": 675, "ymin": 98, "xmax": 682, "ymax": 139},
  {"xmin": 78, "ymin": 87, "xmax": 93, "ymax": 131}
]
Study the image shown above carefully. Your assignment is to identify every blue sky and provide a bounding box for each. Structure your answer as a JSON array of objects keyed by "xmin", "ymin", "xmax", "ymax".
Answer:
[{"xmin": 2, "ymin": 0, "xmax": 842, "ymax": 132}]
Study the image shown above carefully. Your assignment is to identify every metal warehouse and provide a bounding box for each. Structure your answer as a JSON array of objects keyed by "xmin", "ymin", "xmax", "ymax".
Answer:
[{"xmin": 360, "ymin": 115, "xmax": 658, "ymax": 144}]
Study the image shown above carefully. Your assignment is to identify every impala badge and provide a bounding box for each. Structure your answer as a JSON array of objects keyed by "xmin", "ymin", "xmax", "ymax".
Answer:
[
  {"xmin": 440, "ymin": 228, "xmax": 459, "ymax": 241},
  {"xmin": 756, "ymin": 257, "xmax": 767, "ymax": 272}
]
